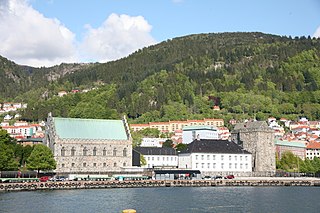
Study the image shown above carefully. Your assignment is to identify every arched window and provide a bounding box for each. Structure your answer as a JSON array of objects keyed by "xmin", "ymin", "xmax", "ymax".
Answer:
[
  {"xmin": 123, "ymin": 162, "xmax": 126, "ymax": 167},
  {"xmin": 103, "ymin": 148, "xmax": 107, "ymax": 156},
  {"xmin": 71, "ymin": 147, "xmax": 75, "ymax": 156},
  {"xmin": 123, "ymin": 148, "xmax": 127, "ymax": 157},
  {"xmin": 61, "ymin": 147, "xmax": 66, "ymax": 156},
  {"xmin": 114, "ymin": 162, "xmax": 117, "ymax": 167},
  {"xmin": 93, "ymin": 147, "xmax": 97, "ymax": 156},
  {"xmin": 113, "ymin": 148, "xmax": 117, "ymax": 156},
  {"xmin": 83, "ymin": 147, "xmax": 88, "ymax": 156}
]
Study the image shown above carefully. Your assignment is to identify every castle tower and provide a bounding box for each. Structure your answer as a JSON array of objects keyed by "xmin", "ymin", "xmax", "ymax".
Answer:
[{"xmin": 231, "ymin": 121, "xmax": 275, "ymax": 175}]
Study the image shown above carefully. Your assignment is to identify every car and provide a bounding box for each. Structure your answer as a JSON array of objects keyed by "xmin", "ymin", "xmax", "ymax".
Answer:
[
  {"xmin": 50, "ymin": 176, "xmax": 66, "ymax": 181},
  {"xmin": 225, "ymin": 175, "xmax": 235, "ymax": 179},
  {"xmin": 40, "ymin": 176, "xmax": 51, "ymax": 182},
  {"xmin": 202, "ymin": 176, "xmax": 211, "ymax": 180},
  {"xmin": 212, "ymin": 175, "xmax": 223, "ymax": 180}
]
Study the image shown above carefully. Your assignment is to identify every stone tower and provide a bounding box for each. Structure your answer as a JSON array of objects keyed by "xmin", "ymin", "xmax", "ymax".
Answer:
[{"xmin": 231, "ymin": 121, "xmax": 275, "ymax": 175}]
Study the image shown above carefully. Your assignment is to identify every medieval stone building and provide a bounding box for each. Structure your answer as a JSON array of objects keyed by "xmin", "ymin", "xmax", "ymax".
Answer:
[
  {"xmin": 44, "ymin": 113, "xmax": 132, "ymax": 175},
  {"xmin": 231, "ymin": 121, "xmax": 275, "ymax": 175}
]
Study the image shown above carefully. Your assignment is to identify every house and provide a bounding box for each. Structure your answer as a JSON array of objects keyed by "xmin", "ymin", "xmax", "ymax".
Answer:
[
  {"xmin": 182, "ymin": 125, "xmax": 219, "ymax": 144},
  {"xmin": 134, "ymin": 147, "xmax": 178, "ymax": 169},
  {"xmin": 178, "ymin": 139, "xmax": 252, "ymax": 176},
  {"xmin": 306, "ymin": 141, "xmax": 320, "ymax": 160},
  {"xmin": 44, "ymin": 113, "xmax": 132, "ymax": 174},
  {"xmin": 140, "ymin": 137, "xmax": 167, "ymax": 147}
]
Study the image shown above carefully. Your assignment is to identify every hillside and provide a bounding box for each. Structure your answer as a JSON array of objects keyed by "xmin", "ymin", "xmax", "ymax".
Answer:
[{"xmin": 1, "ymin": 32, "xmax": 320, "ymax": 123}]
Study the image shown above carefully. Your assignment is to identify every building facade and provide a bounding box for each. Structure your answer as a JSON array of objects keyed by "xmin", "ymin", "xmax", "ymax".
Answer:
[
  {"xmin": 44, "ymin": 114, "xmax": 132, "ymax": 174},
  {"xmin": 231, "ymin": 121, "xmax": 276, "ymax": 175},
  {"xmin": 134, "ymin": 147, "xmax": 178, "ymax": 168},
  {"xmin": 182, "ymin": 125, "xmax": 219, "ymax": 144},
  {"xmin": 275, "ymin": 140, "xmax": 306, "ymax": 160},
  {"xmin": 178, "ymin": 139, "xmax": 252, "ymax": 176},
  {"xmin": 130, "ymin": 118, "xmax": 224, "ymax": 133}
]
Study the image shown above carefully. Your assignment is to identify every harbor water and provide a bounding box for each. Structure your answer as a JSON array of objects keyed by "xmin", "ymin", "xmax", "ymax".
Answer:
[{"xmin": 1, "ymin": 186, "xmax": 320, "ymax": 213}]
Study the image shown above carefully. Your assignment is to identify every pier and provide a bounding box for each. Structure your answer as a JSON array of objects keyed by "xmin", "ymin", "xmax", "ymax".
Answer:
[{"xmin": 1, "ymin": 177, "xmax": 320, "ymax": 192}]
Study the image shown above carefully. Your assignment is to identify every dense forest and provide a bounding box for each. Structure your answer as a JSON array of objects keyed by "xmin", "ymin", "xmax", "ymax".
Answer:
[{"xmin": 1, "ymin": 32, "xmax": 320, "ymax": 124}]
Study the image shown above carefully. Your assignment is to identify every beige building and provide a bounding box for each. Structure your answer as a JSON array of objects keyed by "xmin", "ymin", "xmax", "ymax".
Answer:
[
  {"xmin": 45, "ymin": 114, "xmax": 132, "ymax": 174},
  {"xmin": 130, "ymin": 118, "xmax": 224, "ymax": 133}
]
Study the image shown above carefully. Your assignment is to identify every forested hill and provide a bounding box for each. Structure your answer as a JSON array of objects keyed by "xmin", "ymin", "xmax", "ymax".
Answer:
[{"xmin": 1, "ymin": 32, "xmax": 320, "ymax": 123}]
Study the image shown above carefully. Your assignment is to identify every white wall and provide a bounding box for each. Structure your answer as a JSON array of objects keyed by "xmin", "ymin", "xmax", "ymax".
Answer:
[
  {"xmin": 143, "ymin": 154, "xmax": 178, "ymax": 168},
  {"xmin": 182, "ymin": 129, "xmax": 219, "ymax": 144},
  {"xmin": 178, "ymin": 152, "xmax": 252, "ymax": 173}
]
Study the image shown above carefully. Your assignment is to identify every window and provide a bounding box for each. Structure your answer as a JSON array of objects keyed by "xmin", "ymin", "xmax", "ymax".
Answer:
[
  {"xmin": 93, "ymin": 163, "xmax": 96, "ymax": 167},
  {"xmin": 103, "ymin": 148, "xmax": 107, "ymax": 156},
  {"xmin": 240, "ymin": 156, "xmax": 243, "ymax": 161},
  {"xmin": 213, "ymin": 163, "xmax": 216, "ymax": 169},
  {"xmin": 201, "ymin": 155, "xmax": 204, "ymax": 160},
  {"xmin": 157, "ymin": 157, "xmax": 160, "ymax": 161},
  {"xmin": 234, "ymin": 156, "xmax": 237, "ymax": 161},
  {"xmin": 245, "ymin": 156, "xmax": 248, "ymax": 161},
  {"xmin": 114, "ymin": 162, "xmax": 117, "ymax": 167},
  {"xmin": 71, "ymin": 147, "xmax": 75, "ymax": 156},
  {"xmin": 152, "ymin": 157, "xmax": 154, "ymax": 161},
  {"xmin": 62, "ymin": 163, "xmax": 65, "ymax": 168},
  {"xmin": 113, "ymin": 148, "xmax": 117, "ymax": 156},
  {"xmin": 240, "ymin": 163, "xmax": 243, "ymax": 169},
  {"xmin": 196, "ymin": 163, "xmax": 199, "ymax": 168},
  {"xmin": 123, "ymin": 148, "xmax": 127, "ymax": 157},
  {"xmin": 245, "ymin": 163, "xmax": 248, "ymax": 169},
  {"xmin": 207, "ymin": 155, "xmax": 210, "ymax": 160},
  {"xmin": 221, "ymin": 155, "xmax": 224, "ymax": 160},
  {"xmin": 61, "ymin": 147, "xmax": 66, "ymax": 156},
  {"xmin": 221, "ymin": 163, "xmax": 224, "ymax": 169},
  {"xmin": 196, "ymin": 155, "xmax": 198, "ymax": 160},
  {"xmin": 93, "ymin": 147, "xmax": 97, "ymax": 156},
  {"xmin": 213, "ymin": 155, "xmax": 216, "ymax": 161},
  {"xmin": 229, "ymin": 155, "xmax": 231, "ymax": 161},
  {"xmin": 207, "ymin": 163, "xmax": 210, "ymax": 169},
  {"xmin": 83, "ymin": 147, "xmax": 88, "ymax": 156},
  {"xmin": 235, "ymin": 163, "xmax": 237, "ymax": 169},
  {"xmin": 123, "ymin": 162, "xmax": 126, "ymax": 167},
  {"xmin": 71, "ymin": 163, "xmax": 75, "ymax": 167},
  {"xmin": 201, "ymin": 163, "xmax": 204, "ymax": 168},
  {"xmin": 103, "ymin": 163, "xmax": 106, "ymax": 167},
  {"xmin": 83, "ymin": 162, "xmax": 86, "ymax": 167},
  {"xmin": 229, "ymin": 163, "xmax": 232, "ymax": 169}
]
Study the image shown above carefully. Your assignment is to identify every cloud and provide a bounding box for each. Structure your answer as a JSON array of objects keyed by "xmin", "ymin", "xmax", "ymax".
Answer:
[
  {"xmin": 80, "ymin": 13, "xmax": 156, "ymax": 63},
  {"xmin": 313, "ymin": 26, "xmax": 320, "ymax": 38},
  {"xmin": 0, "ymin": 0, "xmax": 77, "ymax": 67}
]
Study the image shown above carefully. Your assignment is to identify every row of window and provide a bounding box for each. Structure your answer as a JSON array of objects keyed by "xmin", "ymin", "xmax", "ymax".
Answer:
[
  {"xmin": 195, "ymin": 162, "xmax": 249, "ymax": 170},
  {"xmin": 61, "ymin": 147, "xmax": 128, "ymax": 157},
  {"xmin": 147, "ymin": 156, "xmax": 177, "ymax": 161},
  {"xmin": 195, "ymin": 154, "xmax": 249, "ymax": 161},
  {"xmin": 306, "ymin": 152, "xmax": 320, "ymax": 155},
  {"xmin": 61, "ymin": 162, "xmax": 127, "ymax": 168}
]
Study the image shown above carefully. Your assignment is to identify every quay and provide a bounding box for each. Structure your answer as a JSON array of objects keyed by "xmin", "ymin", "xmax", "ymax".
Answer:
[{"xmin": 1, "ymin": 177, "xmax": 320, "ymax": 192}]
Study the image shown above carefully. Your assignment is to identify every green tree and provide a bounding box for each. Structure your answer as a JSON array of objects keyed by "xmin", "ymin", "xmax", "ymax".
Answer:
[
  {"xmin": 0, "ymin": 129, "xmax": 19, "ymax": 170},
  {"xmin": 162, "ymin": 139, "xmax": 174, "ymax": 148},
  {"xmin": 27, "ymin": 144, "xmax": 56, "ymax": 176},
  {"xmin": 175, "ymin": 143, "xmax": 187, "ymax": 152}
]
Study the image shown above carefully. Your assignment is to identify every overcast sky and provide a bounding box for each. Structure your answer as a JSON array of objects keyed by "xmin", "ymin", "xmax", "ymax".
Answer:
[{"xmin": 0, "ymin": 0, "xmax": 319, "ymax": 67}]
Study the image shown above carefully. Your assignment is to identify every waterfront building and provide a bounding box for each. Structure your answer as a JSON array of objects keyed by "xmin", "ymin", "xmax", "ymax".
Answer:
[
  {"xmin": 44, "ymin": 113, "xmax": 132, "ymax": 174},
  {"xmin": 134, "ymin": 147, "xmax": 178, "ymax": 169},
  {"xmin": 178, "ymin": 139, "xmax": 252, "ymax": 176},
  {"xmin": 231, "ymin": 121, "xmax": 275, "ymax": 175},
  {"xmin": 182, "ymin": 125, "xmax": 219, "ymax": 144}
]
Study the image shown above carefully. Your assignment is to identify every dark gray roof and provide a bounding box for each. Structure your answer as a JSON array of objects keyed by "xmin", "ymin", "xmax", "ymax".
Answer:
[
  {"xmin": 234, "ymin": 121, "xmax": 270, "ymax": 130},
  {"xmin": 134, "ymin": 147, "xmax": 177, "ymax": 156},
  {"xmin": 180, "ymin": 139, "xmax": 251, "ymax": 154}
]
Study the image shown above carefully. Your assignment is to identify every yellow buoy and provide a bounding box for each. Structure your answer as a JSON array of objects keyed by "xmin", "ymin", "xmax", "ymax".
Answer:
[{"xmin": 122, "ymin": 209, "xmax": 136, "ymax": 213}]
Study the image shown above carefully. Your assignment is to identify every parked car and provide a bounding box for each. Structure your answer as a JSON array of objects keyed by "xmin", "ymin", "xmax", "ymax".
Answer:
[
  {"xmin": 50, "ymin": 176, "xmax": 66, "ymax": 181},
  {"xmin": 212, "ymin": 175, "xmax": 223, "ymax": 180},
  {"xmin": 202, "ymin": 176, "xmax": 212, "ymax": 180},
  {"xmin": 39, "ymin": 176, "xmax": 50, "ymax": 182},
  {"xmin": 225, "ymin": 175, "xmax": 235, "ymax": 179}
]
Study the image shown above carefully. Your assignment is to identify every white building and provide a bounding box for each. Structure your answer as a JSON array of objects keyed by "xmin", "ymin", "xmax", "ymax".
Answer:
[
  {"xmin": 178, "ymin": 139, "xmax": 252, "ymax": 176},
  {"xmin": 134, "ymin": 147, "xmax": 178, "ymax": 169},
  {"xmin": 140, "ymin": 137, "xmax": 168, "ymax": 147},
  {"xmin": 182, "ymin": 126, "xmax": 219, "ymax": 144}
]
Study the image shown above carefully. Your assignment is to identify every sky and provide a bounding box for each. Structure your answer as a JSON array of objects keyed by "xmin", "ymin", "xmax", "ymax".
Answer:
[{"xmin": 0, "ymin": 0, "xmax": 319, "ymax": 67}]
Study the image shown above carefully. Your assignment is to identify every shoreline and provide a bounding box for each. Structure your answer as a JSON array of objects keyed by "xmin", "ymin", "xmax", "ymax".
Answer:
[{"xmin": 1, "ymin": 177, "xmax": 320, "ymax": 192}]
